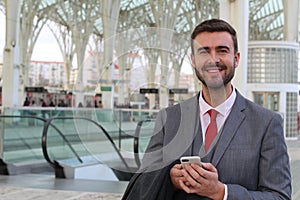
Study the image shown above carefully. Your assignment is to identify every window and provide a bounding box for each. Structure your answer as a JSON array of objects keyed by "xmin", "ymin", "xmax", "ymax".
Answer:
[{"xmin": 253, "ymin": 92, "xmax": 279, "ymax": 111}]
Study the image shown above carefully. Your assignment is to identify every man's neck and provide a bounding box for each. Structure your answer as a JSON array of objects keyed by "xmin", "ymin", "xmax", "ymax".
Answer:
[{"xmin": 202, "ymin": 84, "xmax": 233, "ymax": 107}]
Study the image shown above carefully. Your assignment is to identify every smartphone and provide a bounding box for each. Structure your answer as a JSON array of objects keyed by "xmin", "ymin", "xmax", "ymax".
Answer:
[{"xmin": 180, "ymin": 156, "xmax": 201, "ymax": 169}]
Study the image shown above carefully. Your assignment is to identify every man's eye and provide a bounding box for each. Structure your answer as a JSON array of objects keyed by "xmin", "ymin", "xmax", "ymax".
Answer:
[
  {"xmin": 218, "ymin": 49, "xmax": 229, "ymax": 54},
  {"xmin": 198, "ymin": 50, "xmax": 208, "ymax": 55}
]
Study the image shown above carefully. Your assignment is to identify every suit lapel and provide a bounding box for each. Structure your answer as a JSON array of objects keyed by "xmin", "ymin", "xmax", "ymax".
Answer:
[
  {"xmin": 178, "ymin": 95, "xmax": 202, "ymax": 155},
  {"xmin": 163, "ymin": 95, "xmax": 201, "ymax": 164},
  {"xmin": 211, "ymin": 91, "xmax": 246, "ymax": 166}
]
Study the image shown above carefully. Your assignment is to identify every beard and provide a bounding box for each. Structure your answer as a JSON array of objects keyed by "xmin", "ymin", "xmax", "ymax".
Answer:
[{"xmin": 194, "ymin": 61, "xmax": 236, "ymax": 90}]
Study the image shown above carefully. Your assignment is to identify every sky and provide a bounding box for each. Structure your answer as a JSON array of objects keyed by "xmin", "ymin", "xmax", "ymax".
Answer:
[
  {"xmin": 0, "ymin": 12, "xmax": 63, "ymax": 63},
  {"xmin": 31, "ymin": 26, "xmax": 64, "ymax": 62}
]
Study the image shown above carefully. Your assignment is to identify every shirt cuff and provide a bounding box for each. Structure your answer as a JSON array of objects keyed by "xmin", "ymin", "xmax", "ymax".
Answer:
[{"xmin": 223, "ymin": 184, "xmax": 228, "ymax": 200}]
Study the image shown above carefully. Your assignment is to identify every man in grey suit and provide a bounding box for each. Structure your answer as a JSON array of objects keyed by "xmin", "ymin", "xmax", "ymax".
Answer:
[{"xmin": 122, "ymin": 19, "xmax": 291, "ymax": 200}]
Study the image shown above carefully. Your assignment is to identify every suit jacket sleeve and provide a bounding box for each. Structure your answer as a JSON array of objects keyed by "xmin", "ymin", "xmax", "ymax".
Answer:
[
  {"xmin": 226, "ymin": 113, "xmax": 291, "ymax": 200},
  {"xmin": 122, "ymin": 110, "xmax": 177, "ymax": 200},
  {"xmin": 121, "ymin": 164, "xmax": 177, "ymax": 200}
]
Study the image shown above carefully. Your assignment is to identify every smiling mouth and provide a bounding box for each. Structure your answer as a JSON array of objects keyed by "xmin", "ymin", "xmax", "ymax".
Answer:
[
  {"xmin": 203, "ymin": 63, "xmax": 226, "ymax": 72},
  {"xmin": 207, "ymin": 68, "xmax": 220, "ymax": 72},
  {"xmin": 206, "ymin": 67, "xmax": 224, "ymax": 73}
]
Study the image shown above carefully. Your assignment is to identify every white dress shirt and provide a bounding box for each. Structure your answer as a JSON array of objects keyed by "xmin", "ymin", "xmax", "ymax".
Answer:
[
  {"xmin": 199, "ymin": 88, "xmax": 236, "ymax": 142},
  {"xmin": 198, "ymin": 87, "xmax": 237, "ymax": 200}
]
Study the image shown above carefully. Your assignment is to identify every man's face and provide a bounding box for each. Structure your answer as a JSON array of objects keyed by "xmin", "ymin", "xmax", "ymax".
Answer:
[{"xmin": 191, "ymin": 31, "xmax": 240, "ymax": 90}]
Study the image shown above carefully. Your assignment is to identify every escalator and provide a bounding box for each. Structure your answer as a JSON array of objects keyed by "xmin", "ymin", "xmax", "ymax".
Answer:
[
  {"xmin": 0, "ymin": 109, "xmax": 156, "ymax": 181},
  {"xmin": 42, "ymin": 116, "xmax": 137, "ymax": 181},
  {"xmin": 0, "ymin": 115, "xmax": 51, "ymax": 175},
  {"xmin": 133, "ymin": 119, "xmax": 155, "ymax": 168}
]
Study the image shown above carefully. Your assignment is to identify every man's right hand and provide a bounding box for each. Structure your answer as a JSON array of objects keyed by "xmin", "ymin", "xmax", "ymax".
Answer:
[{"xmin": 170, "ymin": 164, "xmax": 188, "ymax": 190}]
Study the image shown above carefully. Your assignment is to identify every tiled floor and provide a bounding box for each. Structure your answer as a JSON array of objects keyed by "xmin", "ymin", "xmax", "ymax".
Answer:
[
  {"xmin": 0, "ymin": 139, "xmax": 299, "ymax": 200},
  {"xmin": 0, "ymin": 174, "xmax": 128, "ymax": 200},
  {"xmin": 0, "ymin": 186, "xmax": 123, "ymax": 200}
]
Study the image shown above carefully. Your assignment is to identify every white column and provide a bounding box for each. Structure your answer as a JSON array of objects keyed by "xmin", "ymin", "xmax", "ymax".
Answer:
[
  {"xmin": 101, "ymin": 0, "xmax": 120, "ymax": 109},
  {"xmin": 219, "ymin": 0, "xmax": 249, "ymax": 96},
  {"xmin": 283, "ymin": 0, "xmax": 299, "ymax": 42},
  {"xmin": 2, "ymin": 0, "xmax": 21, "ymax": 108}
]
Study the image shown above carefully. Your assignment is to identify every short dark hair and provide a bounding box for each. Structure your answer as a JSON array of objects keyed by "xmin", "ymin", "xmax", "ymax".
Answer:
[{"xmin": 191, "ymin": 18, "xmax": 238, "ymax": 54}]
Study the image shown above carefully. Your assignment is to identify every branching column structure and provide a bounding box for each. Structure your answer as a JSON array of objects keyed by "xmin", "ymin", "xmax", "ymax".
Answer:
[
  {"xmin": 283, "ymin": 0, "xmax": 299, "ymax": 42},
  {"xmin": 170, "ymin": 33, "xmax": 190, "ymax": 101},
  {"xmin": 110, "ymin": 11, "xmax": 135, "ymax": 106},
  {"xmin": 48, "ymin": 21, "xmax": 75, "ymax": 91},
  {"xmin": 3, "ymin": 0, "xmax": 296, "ymax": 109},
  {"xmin": 114, "ymin": 30, "xmax": 132, "ymax": 105},
  {"xmin": 142, "ymin": 30, "xmax": 160, "ymax": 110},
  {"xmin": 183, "ymin": 0, "xmax": 219, "ymax": 93},
  {"xmin": 101, "ymin": 0, "xmax": 120, "ymax": 109},
  {"xmin": 220, "ymin": 0, "xmax": 249, "ymax": 95},
  {"xmin": 73, "ymin": 1, "xmax": 99, "ymax": 106},
  {"xmin": 149, "ymin": 0, "xmax": 183, "ymax": 108},
  {"xmin": 2, "ymin": 0, "xmax": 21, "ymax": 108},
  {"xmin": 19, "ymin": 0, "xmax": 49, "ymax": 104},
  {"xmin": 51, "ymin": 0, "xmax": 99, "ymax": 106},
  {"xmin": 89, "ymin": 34, "xmax": 103, "ymax": 93}
]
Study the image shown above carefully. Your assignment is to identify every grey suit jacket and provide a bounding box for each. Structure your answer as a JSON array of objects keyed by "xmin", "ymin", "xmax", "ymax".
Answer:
[{"xmin": 122, "ymin": 90, "xmax": 291, "ymax": 200}]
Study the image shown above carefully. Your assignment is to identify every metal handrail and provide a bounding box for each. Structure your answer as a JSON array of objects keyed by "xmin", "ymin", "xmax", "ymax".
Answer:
[
  {"xmin": 0, "ymin": 115, "xmax": 83, "ymax": 166},
  {"xmin": 0, "ymin": 114, "xmax": 139, "ymax": 178},
  {"xmin": 133, "ymin": 119, "xmax": 155, "ymax": 168},
  {"xmin": 41, "ymin": 116, "xmax": 132, "ymax": 173},
  {"xmin": 0, "ymin": 115, "xmax": 47, "ymax": 171},
  {"xmin": 0, "ymin": 114, "xmax": 46, "ymax": 122},
  {"xmin": 41, "ymin": 118, "xmax": 83, "ymax": 167}
]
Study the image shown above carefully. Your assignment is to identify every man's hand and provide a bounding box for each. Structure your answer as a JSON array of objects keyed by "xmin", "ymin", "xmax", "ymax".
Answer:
[
  {"xmin": 170, "ymin": 164, "xmax": 189, "ymax": 190},
  {"xmin": 179, "ymin": 162, "xmax": 225, "ymax": 200}
]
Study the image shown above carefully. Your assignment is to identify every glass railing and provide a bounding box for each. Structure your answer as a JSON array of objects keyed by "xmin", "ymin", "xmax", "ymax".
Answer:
[
  {"xmin": 42, "ymin": 116, "xmax": 134, "ymax": 179},
  {"xmin": 0, "ymin": 107, "xmax": 158, "ymax": 179},
  {"xmin": 133, "ymin": 119, "xmax": 155, "ymax": 167},
  {"xmin": 0, "ymin": 115, "xmax": 47, "ymax": 164},
  {"xmin": 2, "ymin": 106, "xmax": 300, "ymax": 197}
]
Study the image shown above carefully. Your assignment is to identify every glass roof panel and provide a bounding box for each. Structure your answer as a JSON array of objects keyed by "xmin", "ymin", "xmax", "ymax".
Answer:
[
  {"xmin": 0, "ymin": 0, "xmax": 294, "ymax": 42},
  {"xmin": 249, "ymin": 0, "xmax": 284, "ymax": 40}
]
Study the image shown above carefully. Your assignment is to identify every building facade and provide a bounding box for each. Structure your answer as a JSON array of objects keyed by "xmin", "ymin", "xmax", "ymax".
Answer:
[{"xmin": 247, "ymin": 41, "xmax": 299, "ymax": 138}]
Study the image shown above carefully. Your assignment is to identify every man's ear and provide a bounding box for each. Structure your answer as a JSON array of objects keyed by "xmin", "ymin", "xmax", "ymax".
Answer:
[
  {"xmin": 190, "ymin": 53, "xmax": 196, "ymax": 69},
  {"xmin": 234, "ymin": 52, "xmax": 240, "ymax": 68}
]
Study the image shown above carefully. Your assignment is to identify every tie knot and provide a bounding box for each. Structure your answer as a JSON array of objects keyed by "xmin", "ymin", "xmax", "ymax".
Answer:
[{"xmin": 208, "ymin": 109, "xmax": 218, "ymax": 120}]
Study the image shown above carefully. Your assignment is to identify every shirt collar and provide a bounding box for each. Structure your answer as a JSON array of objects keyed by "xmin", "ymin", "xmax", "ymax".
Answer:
[{"xmin": 199, "ymin": 86, "xmax": 236, "ymax": 117}]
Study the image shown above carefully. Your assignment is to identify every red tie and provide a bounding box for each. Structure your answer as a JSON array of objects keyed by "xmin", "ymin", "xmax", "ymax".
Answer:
[{"xmin": 205, "ymin": 109, "xmax": 218, "ymax": 152}]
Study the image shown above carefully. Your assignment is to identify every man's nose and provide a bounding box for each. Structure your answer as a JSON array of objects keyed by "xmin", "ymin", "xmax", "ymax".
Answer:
[{"xmin": 208, "ymin": 51, "xmax": 220, "ymax": 63}]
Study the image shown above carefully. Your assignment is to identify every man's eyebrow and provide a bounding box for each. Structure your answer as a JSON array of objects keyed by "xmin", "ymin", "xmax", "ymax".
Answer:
[
  {"xmin": 216, "ymin": 45, "xmax": 230, "ymax": 50},
  {"xmin": 195, "ymin": 46, "xmax": 231, "ymax": 53},
  {"xmin": 196, "ymin": 47, "xmax": 209, "ymax": 51}
]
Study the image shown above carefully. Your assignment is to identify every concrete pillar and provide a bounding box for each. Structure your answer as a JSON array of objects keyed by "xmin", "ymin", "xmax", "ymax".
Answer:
[
  {"xmin": 0, "ymin": 0, "xmax": 21, "ymax": 159},
  {"xmin": 101, "ymin": 0, "xmax": 120, "ymax": 109},
  {"xmin": 219, "ymin": 0, "xmax": 249, "ymax": 96},
  {"xmin": 283, "ymin": 0, "xmax": 299, "ymax": 138},
  {"xmin": 283, "ymin": 0, "xmax": 299, "ymax": 42},
  {"xmin": 2, "ymin": 0, "xmax": 21, "ymax": 108}
]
